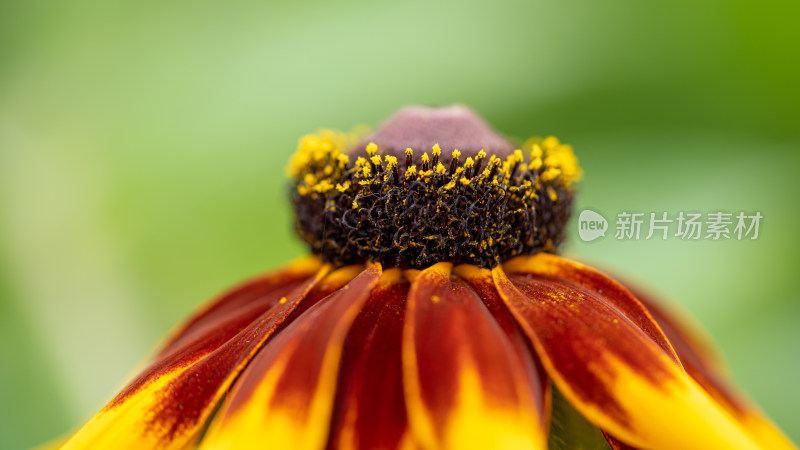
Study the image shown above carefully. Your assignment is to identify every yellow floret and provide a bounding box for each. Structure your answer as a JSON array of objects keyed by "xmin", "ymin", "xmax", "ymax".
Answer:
[
  {"xmin": 531, "ymin": 143, "xmax": 543, "ymax": 160},
  {"xmin": 547, "ymin": 186, "xmax": 558, "ymax": 201},
  {"xmin": 313, "ymin": 179, "xmax": 334, "ymax": 193},
  {"xmin": 543, "ymin": 143, "xmax": 582, "ymax": 185},
  {"xmin": 366, "ymin": 142, "xmax": 378, "ymax": 156},
  {"xmin": 541, "ymin": 167, "xmax": 562, "ymax": 182},
  {"xmin": 335, "ymin": 181, "xmax": 351, "ymax": 193},
  {"xmin": 287, "ymin": 129, "xmax": 351, "ymax": 177},
  {"xmin": 541, "ymin": 136, "xmax": 560, "ymax": 150}
]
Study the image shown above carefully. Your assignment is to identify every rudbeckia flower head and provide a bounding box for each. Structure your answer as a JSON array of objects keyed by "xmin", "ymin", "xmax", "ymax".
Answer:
[{"xmin": 63, "ymin": 106, "xmax": 794, "ymax": 450}]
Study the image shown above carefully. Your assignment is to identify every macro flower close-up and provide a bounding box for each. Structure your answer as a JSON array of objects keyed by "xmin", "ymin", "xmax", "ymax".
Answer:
[{"xmin": 60, "ymin": 106, "xmax": 795, "ymax": 450}]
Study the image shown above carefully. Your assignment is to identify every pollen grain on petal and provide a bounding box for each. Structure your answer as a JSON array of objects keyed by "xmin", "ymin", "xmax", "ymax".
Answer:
[
  {"xmin": 503, "ymin": 253, "xmax": 680, "ymax": 366},
  {"xmin": 492, "ymin": 266, "xmax": 765, "ymax": 450}
]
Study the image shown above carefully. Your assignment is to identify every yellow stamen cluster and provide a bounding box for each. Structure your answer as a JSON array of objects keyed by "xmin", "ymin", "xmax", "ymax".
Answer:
[
  {"xmin": 288, "ymin": 130, "xmax": 361, "ymax": 195},
  {"xmin": 524, "ymin": 136, "xmax": 583, "ymax": 187},
  {"xmin": 290, "ymin": 131, "xmax": 580, "ymax": 200}
]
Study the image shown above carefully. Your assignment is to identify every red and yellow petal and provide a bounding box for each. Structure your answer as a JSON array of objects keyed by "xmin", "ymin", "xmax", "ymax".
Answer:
[
  {"xmin": 629, "ymin": 285, "xmax": 796, "ymax": 450},
  {"xmin": 403, "ymin": 262, "xmax": 547, "ymax": 450},
  {"xmin": 494, "ymin": 257, "xmax": 764, "ymax": 450},
  {"xmin": 327, "ymin": 268, "xmax": 411, "ymax": 450},
  {"xmin": 63, "ymin": 259, "xmax": 329, "ymax": 450},
  {"xmin": 503, "ymin": 253, "xmax": 680, "ymax": 364},
  {"xmin": 454, "ymin": 264, "xmax": 550, "ymax": 434},
  {"xmin": 199, "ymin": 264, "xmax": 382, "ymax": 450}
]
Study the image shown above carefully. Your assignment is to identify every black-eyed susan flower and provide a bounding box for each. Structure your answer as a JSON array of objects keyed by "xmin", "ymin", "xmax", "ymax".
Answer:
[{"xmin": 63, "ymin": 106, "xmax": 794, "ymax": 450}]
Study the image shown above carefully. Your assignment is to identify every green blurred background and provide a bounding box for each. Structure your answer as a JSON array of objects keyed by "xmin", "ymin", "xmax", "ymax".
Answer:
[{"xmin": 1, "ymin": 0, "xmax": 798, "ymax": 447}]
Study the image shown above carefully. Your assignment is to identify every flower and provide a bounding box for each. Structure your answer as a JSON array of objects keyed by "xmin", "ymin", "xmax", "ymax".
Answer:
[{"xmin": 63, "ymin": 106, "xmax": 794, "ymax": 450}]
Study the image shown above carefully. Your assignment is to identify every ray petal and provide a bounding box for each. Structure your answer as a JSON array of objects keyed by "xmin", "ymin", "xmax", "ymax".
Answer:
[
  {"xmin": 199, "ymin": 264, "xmax": 382, "ymax": 450},
  {"xmin": 628, "ymin": 285, "xmax": 796, "ymax": 450},
  {"xmin": 63, "ymin": 259, "xmax": 329, "ymax": 450},
  {"xmin": 503, "ymin": 253, "xmax": 679, "ymax": 364},
  {"xmin": 403, "ymin": 262, "xmax": 547, "ymax": 450},
  {"xmin": 493, "ymin": 261, "xmax": 764, "ymax": 450},
  {"xmin": 327, "ymin": 268, "xmax": 411, "ymax": 450},
  {"xmin": 454, "ymin": 264, "xmax": 550, "ymax": 433}
]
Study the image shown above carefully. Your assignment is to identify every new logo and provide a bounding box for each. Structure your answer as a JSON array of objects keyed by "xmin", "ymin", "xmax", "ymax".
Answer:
[{"xmin": 578, "ymin": 209, "xmax": 608, "ymax": 242}]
